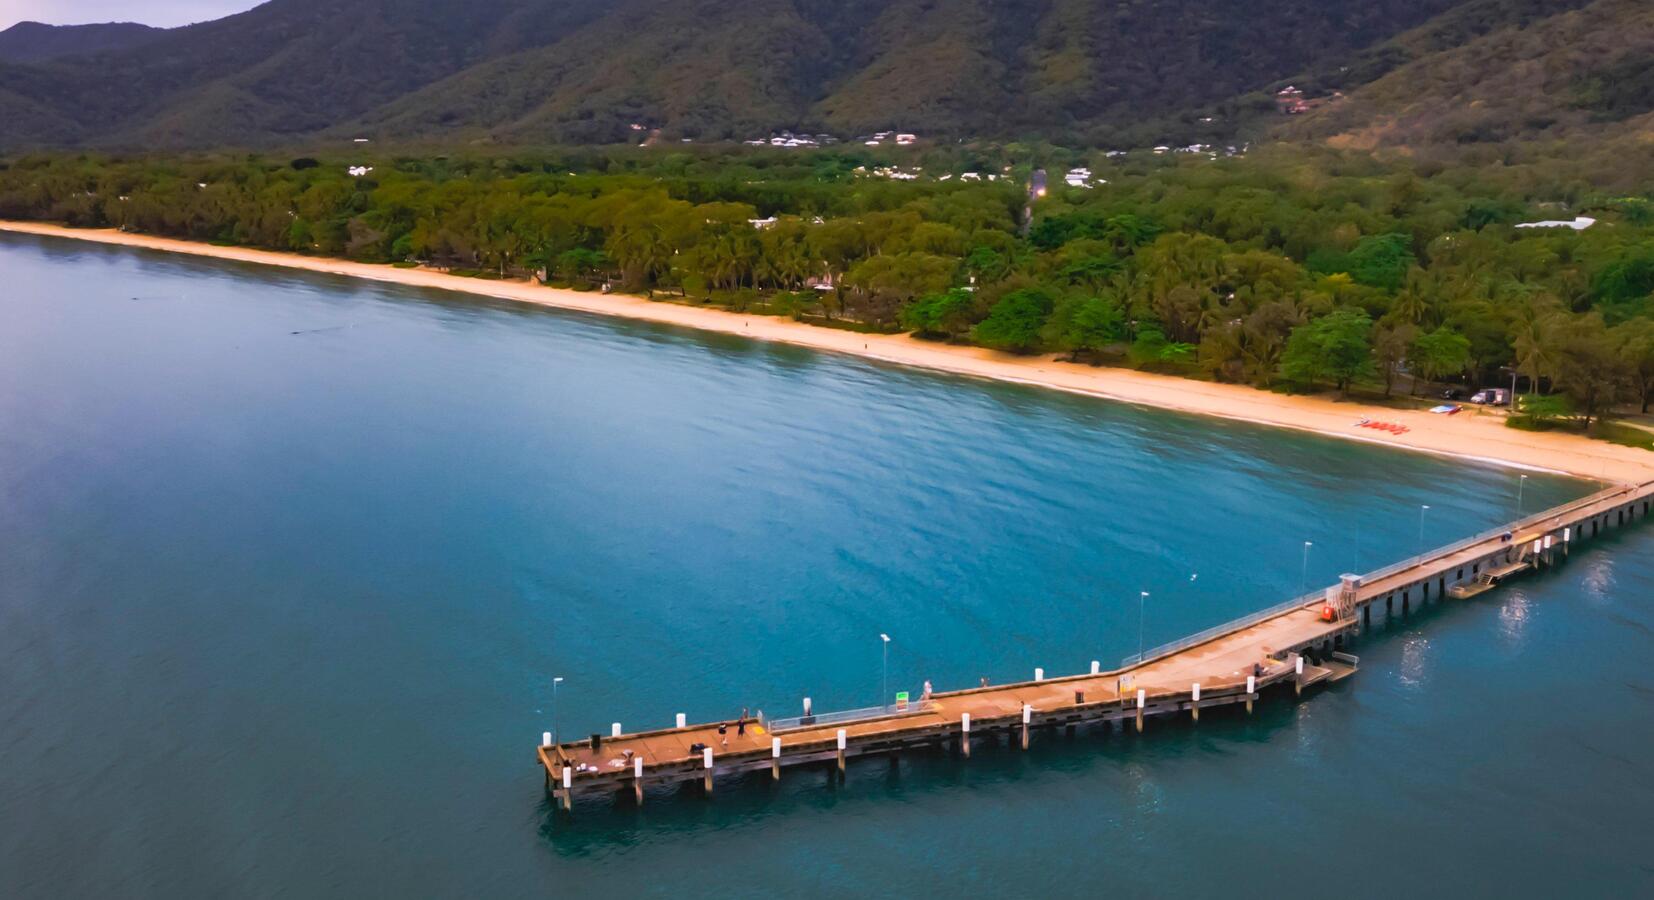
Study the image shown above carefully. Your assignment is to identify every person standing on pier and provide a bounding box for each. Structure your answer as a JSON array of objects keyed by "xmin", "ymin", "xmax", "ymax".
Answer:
[
  {"xmin": 718, "ymin": 722, "xmax": 728, "ymax": 748},
  {"xmin": 737, "ymin": 707, "xmax": 748, "ymax": 736}
]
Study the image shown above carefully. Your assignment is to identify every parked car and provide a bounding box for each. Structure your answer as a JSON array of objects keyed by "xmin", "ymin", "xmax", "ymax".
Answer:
[
  {"xmin": 1470, "ymin": 388, "xmax": 1510, "ymax": 406},
  {"xmin": 1442, "ymin": 388, "xmax": 1465, "ymax": 400}
]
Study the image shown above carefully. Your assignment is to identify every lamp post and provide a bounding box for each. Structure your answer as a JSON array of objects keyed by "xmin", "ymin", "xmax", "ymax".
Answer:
[
  {"xmin": 1418, "ymin": 504, "xmax": 1431, "ymax": 555},
  {"xmin": 1301, "ymin": 541, "xmax": 1314, "ymax": 595},
  {"xmin": 552, "ymin": 676, "xmax": 564, "ymax": 745},
  {"xmin": 880, "ymin": 633, "xmax": 890, "ymax": 710},
  {"xmin": 1517, "ymin": 474, "xmax": 1529, "ymax": 518},
  {"xmin": 1137, "ymin": 591, "xmax": 1149, "ymax": 662}
]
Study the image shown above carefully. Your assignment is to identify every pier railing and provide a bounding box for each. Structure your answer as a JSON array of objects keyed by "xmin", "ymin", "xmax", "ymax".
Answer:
[
  {"xmin": 1121, "ymin": 483, "xmax": 1635, "ymax": 669},
  {"xmin": 767, "ymin": 700, "xmax": 937, "ymax": 733},
  {"xmin": 1119, "ymin": 591, "xmax": 1320, "ymax": 669}
]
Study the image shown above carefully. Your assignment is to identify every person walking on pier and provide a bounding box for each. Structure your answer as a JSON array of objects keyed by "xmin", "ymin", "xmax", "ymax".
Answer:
[
  {"xmin": 718, "ymin": 722, "xmax": 728, "ymax": 748},
  {"xmin": 737, "ymin": 707, "xmax": 748, "ymax": 736}
]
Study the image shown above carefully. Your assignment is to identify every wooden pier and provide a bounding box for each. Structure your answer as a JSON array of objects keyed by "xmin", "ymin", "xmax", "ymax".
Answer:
[{"xmin": 540, "ymin": 480, "xmax": 1654, "ymax": 810}]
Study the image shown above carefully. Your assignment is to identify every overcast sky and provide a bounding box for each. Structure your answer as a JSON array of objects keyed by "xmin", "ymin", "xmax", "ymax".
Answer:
[{"xmin": 0, "ymin": 0, "xmax": 257, "ymax": 29}]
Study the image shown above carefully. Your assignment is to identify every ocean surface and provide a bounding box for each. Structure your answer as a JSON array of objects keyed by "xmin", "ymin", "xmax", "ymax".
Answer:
[{"xmin": 2, "ymin": 233, "xmax": 1651, "ymax": 898}]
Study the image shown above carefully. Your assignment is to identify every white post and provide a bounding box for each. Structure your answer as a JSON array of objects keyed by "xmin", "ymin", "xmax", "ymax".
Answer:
[
  {"xmin": 961, "ymin": 712, "xmax": 971, "ymax": 732},
  {"xmin": 960, "ymin": 712, "xmax": 971, "ymax": 757},
  {"xmin": 1564, "ymin": 527, "xmax": 1572, "ymax": 543},
  {"xmin": 542, "ymin": 732, "xmax": 552, "ymax": 748},
  {"xmin": 703, "ymin": 747, "xmax": 713, "ymax": 768},
  {"xmin": 836, "ymin": 728, "xmax": 847, "ymax": 750},
  {"xmin": 772, "ymin": 737, "xmax": 782, "ymax": 758},
  {"xmin": 1295, "ymin": 656, "xmax": 1304, "ymax": 676},
  {"xmin": 1136, "ymin": 689, "xmax": 1145, "ymax": 708},
  {"xmin": 1135, "ymin": 688, "xmax": 1145, "ymax": 733},
  {"xmin": 611, "ymin": 722, "xmax": 622, "ymax": 738},
  {"xmin": 1544, "ymin": 535, "xmax": 1553, "ymax": 550},
  {"xmin": 1295, "ymin": 654, "xmax": 1305, "ymax": 697},
  {"xmin": 1034, "ymin": 667, "xmax": 1044, "ymax": 682},
  {"xmin": 803, "ymin": 697, "xmax": 812, "ymax": 716},
  {"xmin": 676, "ymin": 713, "xmax": 686, "ymax": 729},
  {"xmin": 633, "ymin": 755, "xmax": 644, "ymax": 805},
  {"xmin": 836, "ymin": 728, "xmax": 847, "ymax": 773},
  {"xmin": 1090, "ymin": 660, "xmax": 1100, "ymax": 675},
  {"xmin": 1246, "ymin": 674, "xmax": 1256, "ymax": 714},
  {"xmin": 1191, "ymin": 683, "xmax": 1201, "ymax": 722},
  {"xmin": 634, "ymin": 756, "xmax": 643, "ymax": 778},
  {"xmin": 562, "ymin": 767, "xmax": 571, "ymax": 789},
  {"xmin": 1021, "ymin": 703, "xmax": 1032, "ymax": 750}
]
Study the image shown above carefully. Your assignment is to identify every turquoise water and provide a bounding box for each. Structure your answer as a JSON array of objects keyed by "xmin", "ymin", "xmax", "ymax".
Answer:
[{"xmin": 2, "ymin": 233, "xmax": 1651, "ymax": 897}]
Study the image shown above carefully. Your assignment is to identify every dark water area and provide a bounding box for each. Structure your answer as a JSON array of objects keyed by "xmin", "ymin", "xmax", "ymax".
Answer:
[{"xmin": 2, "ymin": 233, "xmax": 1650, "ymax": 897}]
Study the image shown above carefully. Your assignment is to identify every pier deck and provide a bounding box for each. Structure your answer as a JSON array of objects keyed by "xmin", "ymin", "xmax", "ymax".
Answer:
[{"xmin": 542, "ymin": 480, "xmax": 1654, "ymax": 808}]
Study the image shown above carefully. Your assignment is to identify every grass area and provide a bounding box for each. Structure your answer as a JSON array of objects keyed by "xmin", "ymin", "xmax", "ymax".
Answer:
[{"xmin": 1507, "ymin": 415, "xmax": 1654, "ymax": 451}]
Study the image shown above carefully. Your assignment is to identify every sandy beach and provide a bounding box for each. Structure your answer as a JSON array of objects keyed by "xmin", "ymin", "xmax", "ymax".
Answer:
[{"xmin": 6, "ymin": 219, "xmax": 1652, "ymax": 483}]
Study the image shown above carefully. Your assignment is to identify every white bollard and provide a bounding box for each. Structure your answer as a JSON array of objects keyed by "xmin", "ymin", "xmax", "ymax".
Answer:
[
  {"xmin": 837, "ymin": 728, "xmax": 847, "ymax": 750},
  {"xmin": 611, "ymin": 722, "xmax": 622, "ymax": 738},
  {"xmin": 1091, "ymin": 660, "xmax": 1101, "ymax": 675},
  {"xmin": 1136, "ymin": 689, "xmax": 1145, "ymax": 709},
  {"xmin": 1034, "ymin": 667, "xmax": 1044, "ymax": 682},
  {"xmin": 1192, "ymin": 683, "xmax": 1200, "ymax": 703},
  {"xmin": 634, "ymin": 756, "xmax": 643, "ymax": 778},
  {"xmin": 703, "ymin": 747, "xmax": 714, "ymax": 768},
  {"xmin": 1295, "ymin": 656, "xmax": 1304, "ymax": 676},
  {"xmin": 1022, "ymin": 704, "xmax": 1032, "ymax": 724},
  {"xmin": 542, "ymin": 732, "xmax": 552, "ymax": 748},
  {"xmin": 771, "ymin": 737, "xmax": 782, "ymax": 758},
  {"xmin": 676, "ymin": 713, "xmax": 686, "ymax": 728},
  {"xmin": 1247, "ymin": 675, "xmax": 1256, "ymax": 694},
  {"xmin": 961, "ymin": 712, "xmax": 971, "ymax": 733}
]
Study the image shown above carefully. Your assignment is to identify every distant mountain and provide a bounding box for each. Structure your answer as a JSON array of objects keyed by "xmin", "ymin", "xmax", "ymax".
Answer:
[
  {"xmin": 1280, "ymin": 0, "xmax": 1654, "ymax": 147},
  {"xmin": 0, "ymin": 20, "xmax": 163, "ymax": 63},
  {"xmin": 0, "ymin": 0, "xmax": 1641, "ymax": 150}
]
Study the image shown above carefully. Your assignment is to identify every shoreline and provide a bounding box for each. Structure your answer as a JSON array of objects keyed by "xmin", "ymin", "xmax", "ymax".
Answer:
[{"xmin": 6, "ymin": 219, "xmax": 1652, "ymax": 484}]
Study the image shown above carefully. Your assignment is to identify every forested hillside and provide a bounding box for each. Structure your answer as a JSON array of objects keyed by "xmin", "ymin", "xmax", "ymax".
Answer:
[
  {"xmin": 0, "ymin": 0, "xmax": 1471, "ymax": 148},
  {"xmin": 1285, "ymin": 0, "xmax": 1654, "ymax": 148},
  {"xmin": 0, "ymin": 21, "xmax": 162, "ymax": 63}
]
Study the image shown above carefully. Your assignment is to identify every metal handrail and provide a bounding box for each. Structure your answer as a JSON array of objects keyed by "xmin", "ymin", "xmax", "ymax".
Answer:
[
  {"xmin": 1120, "ymin": 484, "xmax": 1635, "ymax": 669},
  {"xmin": 767, "ymin": 700, "xmax": 936, "ymax": 733},
  {"xmin": 1119, "ymin": 591, "xmax": 1319, "ymax": 668}
]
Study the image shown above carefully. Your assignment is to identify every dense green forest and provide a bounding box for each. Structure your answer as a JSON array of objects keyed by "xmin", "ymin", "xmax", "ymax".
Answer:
[
  {"xmin": 0, "ymin": 0, "xmax": 1573, "ymax": 150},
  {"xmin": 4, "ymin": 142, "xmax": 1654, "ymax": 434}
]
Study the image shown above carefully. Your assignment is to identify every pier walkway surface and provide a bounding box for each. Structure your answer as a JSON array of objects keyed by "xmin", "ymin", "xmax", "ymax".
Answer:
[{"xmin": 541, "ymin": 479, "xmax": 1654, "ymax": 808}]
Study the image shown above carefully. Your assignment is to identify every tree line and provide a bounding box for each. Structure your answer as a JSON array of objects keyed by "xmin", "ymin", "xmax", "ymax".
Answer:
[{"xmin": 3, "ymin": 144, "xmax": 1653, "ymax": 429}]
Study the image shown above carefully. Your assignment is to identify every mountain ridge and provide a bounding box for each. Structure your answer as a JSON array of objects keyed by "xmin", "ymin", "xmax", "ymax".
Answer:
[{"xmin": 0, "ymin": 0, "xmax": 1646, "ymax": 150}]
